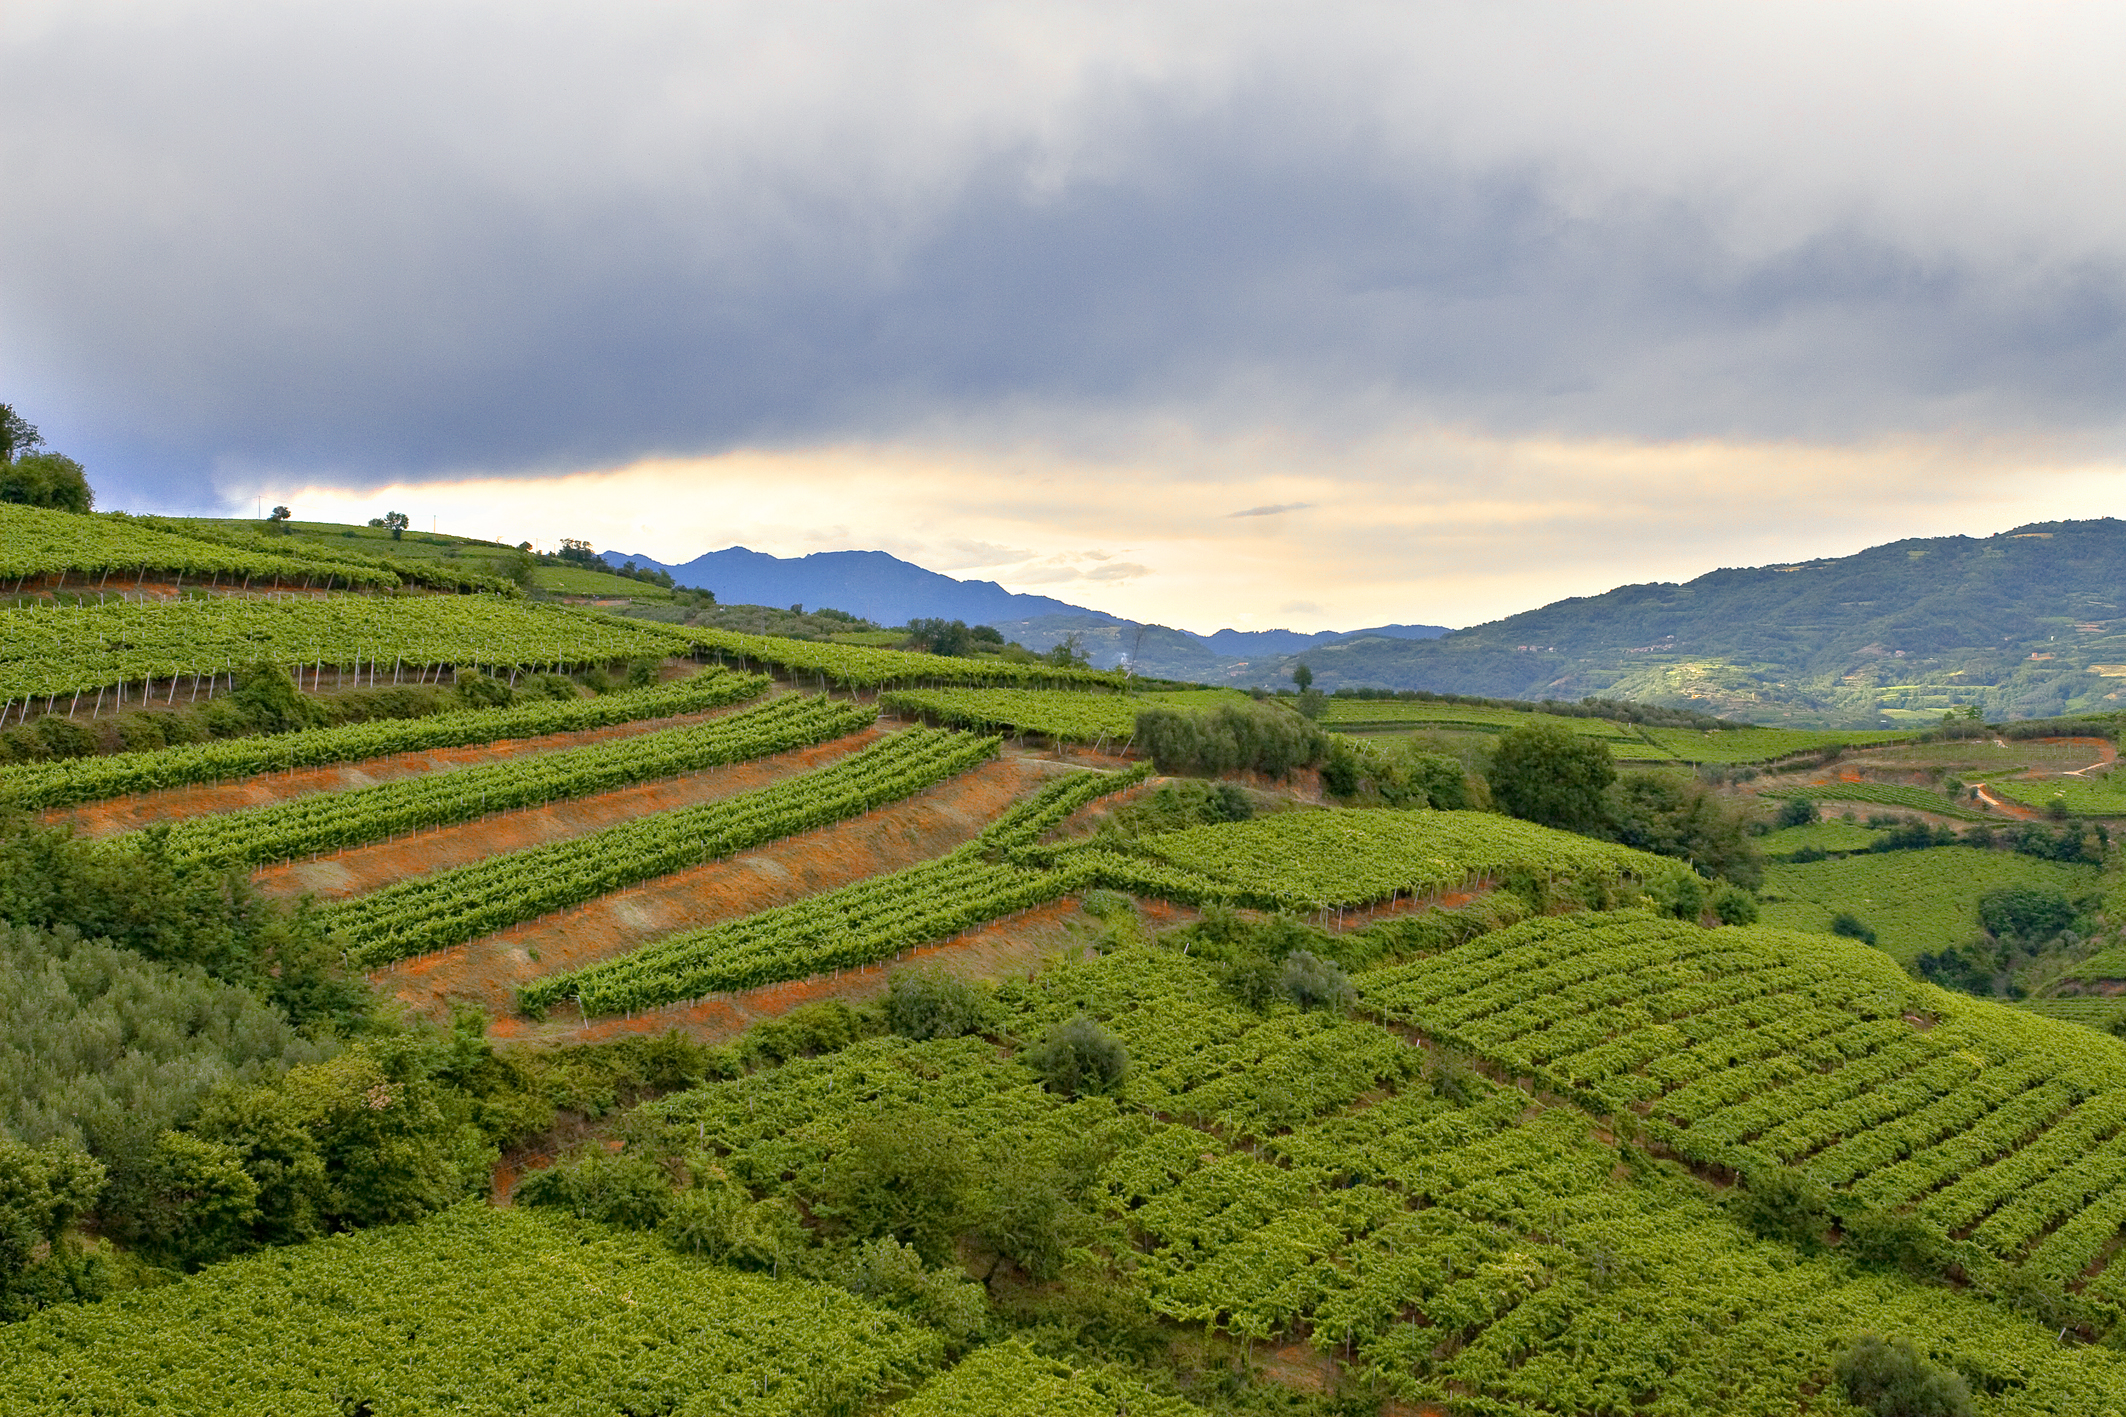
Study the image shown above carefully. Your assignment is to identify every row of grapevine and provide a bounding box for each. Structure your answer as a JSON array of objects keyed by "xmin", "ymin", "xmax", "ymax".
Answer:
[
  {"xmin": 0, "ymin": 504, "xmax": 399, "ymax": 591},
  {"xmin": 137, "ymin": 515, "xmax": 522, "ymax": 595},
  {"xmin": 1127, "ymin": 808, "xmax": 1694, "ymax": 911},
  {"xmin": 1358, "ymin": 911, "xmax": 2126, "ymax": 1281},
  {"xmin": 659, "ymin": 621, "xmax": 1127, "ymax": 690},
  {"xmin": 518, "ymin": 765, "xmax": 1154, "ymax": 1014},
  {"xmin": 1645, "ymin": 724, "xmax": 1918, "ymax": 764},
  {"xmin": 331, "ymin": 728, "xmax": 1001, "ymax": 967},
  {"xmin": 880, "ymin": 687, "xmax": 1246, "ymax": 743},
  {"xmin": 0, "ymin": 1206, "xmax": 943, "ymax": 1415},
  {"xmin": 140, "ymin": 694, "xmax": 873, "ymax": 869},
  {"xmin": 0, "ymin": 593, "xmax": 680, "ymax": 702},
  {"xmin": 1759, "ymin": 781, "xmax": 1986, "ymax": 820},
  {"xmin": 524, "ymin": 851, "xmax": 1075, "ymax": 1014},
  {"xmin": 0, "ymin": 670, "xmax": 768, "ymax": 810}
]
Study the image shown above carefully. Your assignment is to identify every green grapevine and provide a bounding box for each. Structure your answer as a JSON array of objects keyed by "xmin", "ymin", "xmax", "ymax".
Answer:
[
  {"xmin": 0, "ymin": 670, "xmax": 768, "ymax": 810},
  {"xmin": 331, "ymin": 727, "xmax": 1001, "ymax": 966},
  {"xmin": 137, "ymin": 694, "xmax": 872, "ymax": 869}
]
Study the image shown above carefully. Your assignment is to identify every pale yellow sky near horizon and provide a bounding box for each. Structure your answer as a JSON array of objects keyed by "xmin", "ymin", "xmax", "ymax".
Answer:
[{"xmin": 260, "ymin": 426, "xmax": 2126, "ymax": 635}]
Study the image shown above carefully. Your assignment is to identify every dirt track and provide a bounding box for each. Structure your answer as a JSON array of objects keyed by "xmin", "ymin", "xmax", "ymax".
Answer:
[
  {"xmin": 45, "ymin": 695, "xmax": 783, "ymax": 837},
  {"xmin": 379, "ymin": 753, "xmax": 1075, "ymax": 1027}
]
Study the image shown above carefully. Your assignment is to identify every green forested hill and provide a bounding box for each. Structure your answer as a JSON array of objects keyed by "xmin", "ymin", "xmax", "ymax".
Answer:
[{"xmin": 1285, "ymin": 519, "xmax": 2126, "ymax": 725}]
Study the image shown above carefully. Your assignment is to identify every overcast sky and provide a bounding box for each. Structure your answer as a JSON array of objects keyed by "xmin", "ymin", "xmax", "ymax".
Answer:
[{"xmin": 3, "ymin": 2, "xmax": 2122, "ymax": 631}]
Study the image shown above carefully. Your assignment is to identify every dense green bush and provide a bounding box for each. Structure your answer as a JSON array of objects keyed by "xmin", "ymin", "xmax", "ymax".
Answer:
[
  {"xmin": 1834, "ymin": 1336, "xmax": 1974, "ymax": 1417},
  {"xmin": 1132, "ymin": 701, "xmax": 1327, "ymax": 779},
  {"xmin": 1607, "ymin": 770, "xmax": 1765, "ymax": 889},
  {"xmin": 1488, "ymin": 723, "xmax": 1616, "ymax": 834},
  {"xmin": 1022, "ymin": 1016, "xmax": 1129, "ymax": 1098},
  {"xmin": 514, "ymin": 1147, "xmax": 675, "ymax": 1230},
  {"xmin": 884, "ymin": 970, "xmax": 997, "ymax": 1042}
]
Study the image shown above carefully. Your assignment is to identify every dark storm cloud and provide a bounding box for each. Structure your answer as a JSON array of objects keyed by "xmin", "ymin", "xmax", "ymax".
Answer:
[{"xmin": 1, "ymin": 4, "xmax": 2121, "ymax": 510}]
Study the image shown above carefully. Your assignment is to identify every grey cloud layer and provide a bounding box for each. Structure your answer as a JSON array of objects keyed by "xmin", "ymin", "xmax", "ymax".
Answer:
[{"xmin": 2, "ymin": 2, "xmax": 2120, "ymax": 508}]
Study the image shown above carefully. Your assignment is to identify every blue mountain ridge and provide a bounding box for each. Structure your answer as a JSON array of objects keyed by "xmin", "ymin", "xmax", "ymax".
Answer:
[{"xmin": 600, "ymin": 545, "xmax": 1449, "ymax": 659}]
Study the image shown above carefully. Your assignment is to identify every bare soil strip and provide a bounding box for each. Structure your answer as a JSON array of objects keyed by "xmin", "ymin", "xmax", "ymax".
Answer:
[
  {"xmin": 381, "ymin": 752, "xmax": 1071, "ymax": 1026},
  {"xmin": 251, "ymin": 726, "xmax": 888, "ymax": 901},
  {"xmin": 44, "ymin": 694, "xmax": 788, "ymax": 837}
]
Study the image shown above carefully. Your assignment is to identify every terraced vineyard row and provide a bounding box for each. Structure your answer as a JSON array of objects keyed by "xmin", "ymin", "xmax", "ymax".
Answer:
[
  {"xmin": 331, "ymin": 727, "xmax": 1000, "ymax": 967},
  {"xmin": 0, "ymin": 594, "xmax": 678, "ymax": 702},
  {"xmin": 666, "ymin": 623, "xmax": 1125, "ymax": 690},
  {"xmin": 518, "ymin": 766, "xmax": 1152, "ymax": 1013},
  {"xmin": 879, "ymin": 686, "xmax": 1241, "ymax": 742},
  {"xmin": 0, "ymin": 670, "xmax": 767, "ymax": 810},
  {"xmin": 0, "ymin": 504, "xmax": 395, "ymax": 590},
  {"xmin": 1761, "ymin": 780, "xmax": 1986, "ymax": 820},
  {"xmin": 141, "ymin": 694, "xmax": 872, "ymax": 869},
  {"xmin": 1359, "ymin": 911, "xmax": 2126, "ymax": 1284}
]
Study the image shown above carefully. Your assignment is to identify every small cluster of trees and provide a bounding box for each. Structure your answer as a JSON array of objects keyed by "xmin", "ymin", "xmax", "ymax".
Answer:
[
  {"xmin": 0, "ymin": 403, "xmax": 92, "ymax": 514},
  {"xmin": 1135, "ymin": 700, "xmax": 1329, "ymax": 779},
  {"xmin": 1486, "ymin": 722, "xmax": 1766, "ymax": 890}
]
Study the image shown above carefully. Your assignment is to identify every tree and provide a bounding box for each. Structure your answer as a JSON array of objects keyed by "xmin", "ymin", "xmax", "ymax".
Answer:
[
  {"xmin": 1487, "ymin": 723, "xmax": 1616, "ymax": 834},
  {"xmin": 1607, "ymin": 770, "xmax": 1765, "ymax": 888},
  {"xmin": 0, "ymin": 403, "xmax": 42, "ymax": 462},
  {"xmin": 0, "ymin": 453, "xmax": 93, "ymax": 512},
  {"xmin": 269, "ymin": 505, "xmax": 292, "ymax": 535},
  {"xmin": 1291, "ymin": 664, "xmax": 1313, "ymax": 692},
  {"xmin": 816, "ymin": 1109, "xmax": 975, "ymax": 1264},
  {"xmin": 1023, "ymin": 1016, "xmax": 1129, "ymax": 1097},
  {"xmin": 1834, "ymin": 1336, "xmax": 1974, "ymax": 1417},
  {"xmin": 884, "ymin": 969, "xmax": 997, "ymax": 1041},
  {"xmin": 1046, "ymin": 633, "xmax": 1089, "ymax": 669},
  {"xmin": 382, "ymin": 510, "xmax": 410, "ymax": 541}
]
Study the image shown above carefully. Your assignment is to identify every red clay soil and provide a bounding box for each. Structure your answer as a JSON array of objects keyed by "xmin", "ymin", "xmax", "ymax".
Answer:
[
  {"xmin": 45, "ymin": 694, "xmax": 790, "ymax": 838},
  {"xmin": 380, "ymin": 752, "xmax": 1073, "ymax": 1027},
  {"xmin": 251, "ymin": 726, "xmax": 887, "ymax": 901}
]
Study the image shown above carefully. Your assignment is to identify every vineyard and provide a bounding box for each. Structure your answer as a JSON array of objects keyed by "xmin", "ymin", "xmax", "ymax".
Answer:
[
  {"xmin": 13, "ymin": 509, "xmax": 2126, "ymax": 1415},
  {"xmin": 0, "ymin": 594, "xmax": 679, "ymax": 704},
  {"xmin": 618, "ymin": 939, "xmax": 2126, "ymax": 1413},
  {"xmin": 0, "ymin": 504, "xmax": 395, "ymax": 591},
  {"xmin": 1760, "ymin": 780, "xmax": 1987, "ymax": 820},
  {"xmin": 666, "ymin": 622, "xmax": 1127, "ymax": 690},
  {"xmin": 136, "ymin": 694, "xmax": 872, "ymax": 870},
  {"xmin": 0, "ymin": 1205, "xmax": 942, "ymax": 1415},
  {"xmin": 518, "ymin": 766, "xmax": 1152, "ymax": 1013},
  {"xmin": 1127, "ymin": 809, "xmax": 1695, "ymax": 912},
  {"xmin": 0, "ymin": 670, "xmax": 767, "ymax": 810},
  {"xmin": 327, "ymin": 726, "xmax": 1000, "ymax": 967},
  {"xmin": 1360, "ymin": 912, "xmax": 2126, "ymax": 1307},
  {"xmin": 1315, "ymin": 700, "xmax": 1649, "ymax": 739},
  {"xmin": 1986, "ymin": 775, "xmax": 2126, "ymax": 816},
  {"xmin": 1757, "ymin": 845, "xmax": 2101, "ymax": 964},
  {"xmin": 879, "ymin": 686, "xmax": 1244, "ymax": 743},
  {"xmin": 1644, "ymin": 723, "xmax": 1918, "ymax": 763}
]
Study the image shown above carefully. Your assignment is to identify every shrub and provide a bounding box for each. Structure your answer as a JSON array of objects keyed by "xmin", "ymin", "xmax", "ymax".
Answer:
[
  {"xmin": 1279, "ymin": 950, "xmax": 1354, "ymax": 1012},
  {"xmin": 1133, "ymin": 701, "xmax": 1328, "ymax": 779},
  {"xmin": 1978, "ymin": 884, "xmax": 2075, "ymax": 945},
  {"xmin": 513, "ymin": 1146, "xmax": 673, "ymax": 1230},
  {"xmin": 884, "ymin": 970, "xmax": 996, "ymax": 1042},
  {"xmin": 1833, "ymin": 1336, "xmax": 1974, "ymax": 1417},
  {"xmin": 1831, "ymin": 912, "xmax": 1878, "ymax": 947},
  {"xmin": 1710, "ymin": 882, "xmax": 1760, "ymax": 926},
  {"xmin": 1023, "ymin": 1016, "xmax": 1129, "ymax": 1098},
  {"xmin": 1777, "ymin": 797, "xmax": 1819, "ymax": 828}
]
